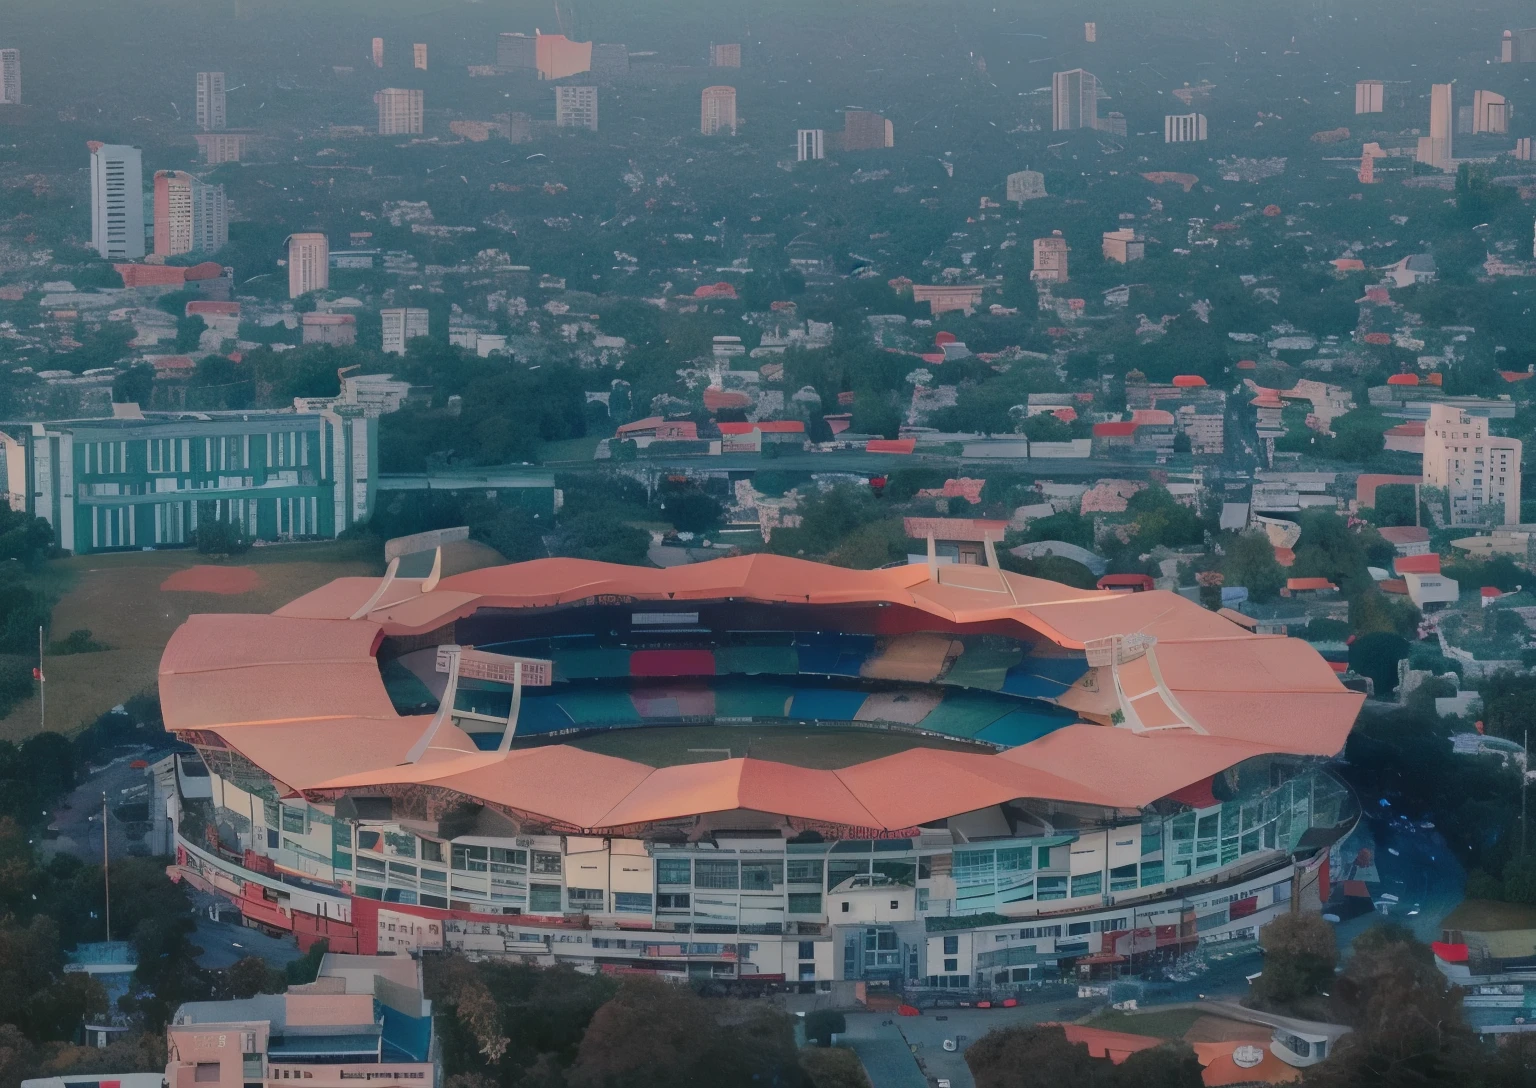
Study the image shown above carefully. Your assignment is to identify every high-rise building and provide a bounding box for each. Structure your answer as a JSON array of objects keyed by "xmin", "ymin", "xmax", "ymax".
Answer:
[
  {"xmin": 1052, "ymin": 68, "xmax": 1098, "ymax": 132},
  {"xmin": 1032, "ymin": 232, "xmax": 1069, "ymax": 282},
  {"xmin": 1355, "ymin": 80, "xmax": 1384, "ymax": 114},
  {"xmin": 196, "ymin": 132, "xmax": 249, "ymax": 164},
  {"xmin": 413, "ymin": 43, "xmax": 427, "ymax": 70},
  {"xmin": 376, "ymin": 88, "xmax": 423, "ymax": 135},
  {"xmin": 381, "ymin": 307, "xmax": 430, "ymax": 355},
  {"xmin": 796, "ymin": 128, "xmax": 824, "ymax": 161},
  {"xmin": 89, "ymin": 142, "xmax": 145, "ymax": 260},
  {"xmin": 591, "ymin": 43, "xmax": 629, "ymax": 82},
  {"xmin": 1416, "ymin": 82, "xmax": 1454, "ymax": 170},
  {"xmin": 0, "ymin": 48, "xmax": 20, "ymax": 105},
  {"xmin": 287, "ymin": 233, "xmax": 329, "ymax": 299},
  {"xmin": 497, "ymin": 33, "xmax": 537, "ymax": 72},
  {"xmin": 1473, "ymin": 89, "xmax": 1509, "ymax": 134},
  {"xmin": 701, "ymin": 85, "xmax": 737, "ymax": 135},
  {"xmin": 554, "ymin": 85, "xmax": 597, "ymax": 130},
  {"xmin": 1502, "ymin": 28, "xmax": 1536, "ymax": 63},
  {"xmin": 710, "ymin": 43, "xmax": 741, "ymax": 67},
  {"xmin": 193, "ymin": 182, "xmax": 228, "ymax": 254},
  {"xmin": 1517, "ymin": 136, "xmax": 1533, "ymax": 161},
  {"xmin": 1084, "ymin": 22, "xmax": 1097, "ymax": 42},
  {"xmin": 153, "ymin": 171, "xmax": 195, "ymax": 256},
  {"xmin": 841, "ymin": 109, "xmax": 893, "ymax": 150},
  {"xmin": 1164, "ymin": 113, "xmax": 1207, "ymax": 143},
  {"xmin": 1006, "ymin": 170, "xmax": 1046, "ymax": 203},
  {"xmin": 1423, "ymin": 403, "xmax": 1522, "ymax": 526},
  {"xmin": 371, "ymin": 37, "xmax": 384, "ymax": 68},
  {"xmin": 196, "ymin": 72, "xmax": 226, "ymax": 131}
]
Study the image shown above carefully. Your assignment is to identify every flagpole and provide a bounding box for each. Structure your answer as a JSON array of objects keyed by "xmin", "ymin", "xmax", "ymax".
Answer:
[{"xmin": 37, "ymin": 625, "xmax": 43, "ymax": 732}]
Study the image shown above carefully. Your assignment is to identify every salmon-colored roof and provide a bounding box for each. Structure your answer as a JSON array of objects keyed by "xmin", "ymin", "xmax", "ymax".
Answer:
[
  {"xmin": 1056, "ymin": 1024, "xmax": 1161, "ymax": 1064},
  {"xmin": 159, "ymin": 555, "xmax": 1361, "ymax": 830},
  {"xmin": 718, "ymin": 420, "xmax": 805, "ymax": 434},
  {"xmin": 1286, "ymin": 577, "xmax": 1336, "ymax": 592},
  {"xmin": 903, "ymin": 517, "xmax": 1007, "ymax": 542},
  {"xmin": 1194, "ymin": 1041, "xmax": 1301, "ymax": 1086},
  {"xmin": 1394, "ymin": 553, "xmax": 1440, "ymax": 575}
]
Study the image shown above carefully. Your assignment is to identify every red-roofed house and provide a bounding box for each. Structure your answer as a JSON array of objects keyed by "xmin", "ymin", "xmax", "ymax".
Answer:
[
  {"xmin": 1501, "ymin": 369, "xmax": 1536, "ymax": 383},
  {"xmin": 717, "ymin": 420, "xmax": 805, "ymax": 452},
  {"xmin": 1363, "ymin": 332, "xmax": 1393, "ymax": 345},
  {"xmin": 1384, "ymin": 421, "xmax": 1425, "ymax": 453},
  {"xmin": 866, "ymin": 438, "xmax": 916, "ymax": 454},
  {"xmin": 1386, "ymin": 373, "xmax": 1419, "ymax": 386},
  {"xmin": 693, "ymin": 282, "xmax": 738, "ymax": 300},
  {"xmin": 1356, "ymin": 473, "xmax": 1421, "ymax": 509},
  {"xmin": 904, "ymin": 517, "xmax": 1007, "ymax": 565},
  {"xmin": 915, "ymin": 478, "xmax": 986, "ymax": 505},
  {"xmin": 1172, "ymin": 374, "xmax": 1207, "ymax": 388},
  {"xmin": 147, "ymin": 354, "xmax": 197, "ymax": 377},
  {"xmin": 616, "ymin": 417, "xmax": 699, "ymax": 443},
  {"xmin": 116, "ymin": 260, "xmax": 225, "ymax": 289},
  {"xmin": 1377, "ymin": 525, "xmax": 1430, "ymax": 556},
  {"xmin": 1286, "ymin": 577, "xmax": 1337, "ymax": 595},
  {"xmin": 1332, "ymin": 257, "xmax": 1366, "ymax": 272},
  {"xmin": 1093, "ymin": 420, "xmax": 1137, "ymax": 453},
  {"xmin": 1394, "ymin": 553, "xmax": 1441, "ymax": 575},
  {"xmin": 703, "ymin": 387, "xmax": 751, "ymax": 412}
]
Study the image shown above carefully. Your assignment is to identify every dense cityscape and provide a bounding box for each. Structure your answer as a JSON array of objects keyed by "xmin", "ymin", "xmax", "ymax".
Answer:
[{"xmin": 2, "ymin": 1, "xmax": 1536, "ymax": 1086}]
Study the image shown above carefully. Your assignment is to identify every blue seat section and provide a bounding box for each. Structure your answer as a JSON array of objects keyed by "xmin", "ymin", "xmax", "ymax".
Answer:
[
  {"xmin": 555, "ymin": 689, "xmax": 640, "ymax": 726},
  {"xmin": 788, "ymin": 687, "xmax": 870, "ymax": 721},
  {"xmin": 796, "ymin": 633, "xmax": 876, "ymax": 676},
  {"xmin": 1029, "ymin": 657, "xmax": 1091, "ymax": 685},
  {"xmin": 975, "ymin": 707, "xmax": 1077, "ymax": 748},
  {"xmin": 510, "ymin": 696, "xmax": 577, "ymax": 736},
  {"xmin": 1000, "ymin": 670, "xmax": 1071, "ymax": 699},
  {"xmin": 913, "ymin": 691, "xmax": 1016, "ymax": 739}
]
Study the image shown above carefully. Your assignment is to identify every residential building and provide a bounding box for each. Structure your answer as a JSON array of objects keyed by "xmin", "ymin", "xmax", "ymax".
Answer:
[
  {"xmin": 413, "ymin": 43, "xmax": 427, "ymax": 70},
  {"xmin": 381, "ymin": 308, "xmax": 429, "ymax": 355},
  {"xmin": 376, "ymin": 88, "xmax": 423, "ymax": 135},
  {"xmin": 497, "ymin": 33, "xmax": 536, "ymax": 73},
  {"xmin": 1097, "ymin": 112, "xmax": 1127, "ymax": 137},
  {"xmin": 1502, "ymin": 28, "xmax": 1536, "ymax": 63},
  {"xmin": 1052, "ymin": 68, "xmax": 1098, "ymax": 131},
  {"xmin": 0, "ymin": 48, "xmax": 21, "ymax": 105},
  {"xmin": 1384, "ymin": 253, "xmax": 1436, "ymax": 288},
  {"xmin": 710, "ymin": 42, "xmax": 741, "ymax": 67},
  {"xmin": 1355, "ymin": 80, "xmax": 1384, "ymax": 114},
  {"xmin": 153, "ymin": 171, "xmax": 195, "ymax": 257},
  {"xmin": 1, "ymin": 409, "xmax": 377, "ymax": 553},
  {"xmin": 1416, "ymin": 83, "xmax": 1454, "ymax": 170},
  {"xmin": 165, "ymin": 954, "xmax": 434, "ymax": 1088},
  {"xmin": 1164, "ymin": 112, "xmax": 1207, "ymax": 143},
  {"xmin": 371, "ymin": 37, "xmax": 383, "ymax": 67},
  {"xmin": 904, "ymin": 517, "xmax": 1007, "ymax": 566},
  {"xmin": 1518, "ymin": 137, "xmax": 1533, "ymax": 161},
  {"xmin": 154, "ymin": 172, "xmax": 227, "ymax": 256},
  {"xmin": 287, "ymin": 233, "xmax": 329, "ymax": 298},
  {"xmin": 1423, "ymin": 403, "xmax": 1522, "ymax": 526},
  {"xmin": 796, "ymin": 128, "xmax": 825, "ymax": 161},
  {"xmin": 841, "ymin": 109, "xmax": 893, "ymax": 150},
  {"xmin": 195, "ymin": 72, "xmax": 226, "ymax": 131},
  {"xmin": 1101, "ymin": 228, "xmax": 1144, "ymax": 263},
  {"xmin": 911, "ymin": 284, "xmax": 986, "ymax": 316},
  {"xmin": 89, "ymin": 142, "xmax": 145, "ymax": 261},
  {"xmin": 1006, "ymin": 169, "xmax": 1046, "ymax": 203},
  {"xmin": 1032, "ymin": 232, "xmax": 1069, "ymax": 282},
  {"xmin": 1084, "ymin": 21, "xmax": 1096, "ymax": 42},
  {"xmin": 554, "ymin": 85, "xmax": 597, "ymax": 130},
  {"xmin": 301, "ymin": 312, "xmax": 356, "ymax": 347},
  {"xmin": 701, "ymin": 85, "xmax": 736, "ymax": 135},
  {"xmin": 195, "ymin": 132, "xmax": 249, "ymax": 164},
  {"xmin": 1473, "ymin": 89, "xmax": 1509, "ymax": 134}
]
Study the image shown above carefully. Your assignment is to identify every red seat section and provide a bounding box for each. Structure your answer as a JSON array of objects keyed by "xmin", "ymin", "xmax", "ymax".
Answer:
[{"xmin": 630, "ymin": 648, "xmax": 717, "ymax": 677}]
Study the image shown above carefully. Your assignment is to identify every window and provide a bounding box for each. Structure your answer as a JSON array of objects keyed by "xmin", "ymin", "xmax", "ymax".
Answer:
[
  {"xmin": 196, "ymin": 1064, "xmax": 221, "ymax": 1082},
  {"xmin": 943, "ymin": 958, "xmax": 958, "ymax": 972},
  {"xmin": 1038, "ymin": 845, "xmax": 1055, "ymax": 869},
  {"xmin": 420, "ymin": 840, "xmax": 444, "ymax": 864},
  {"xmin": 657, "ymin": 893, "xmax": 691, "ymax": 910},
  {"xmin": 568, "ymin": 887, "xmax": 604, "ymax": 908},
  {"xmin": 1140, "ymin": 861, "xmax": 1165, "ymax": 887},
  {"xmin": 890, "ymin": 900, "xmax": 899, "ymax": 910},
  {"xmin": 798, "ymin": 941, "xmax": 816, "ymax": 960},
  {"xmin": 1109, "ymin": 863, "xmax": 1138, "ymax": 893},
  {"xmin": 741, "ymin": 861, "xmax": 783, "ymax": 891},
  {"xmin": 841, "ymin": 902, "xmax": 850, "ymax": 913},
  {"xmin": 452, "ymin": 844, "xmax": 489, "ymax": 872},
  {"xmin": 943, "ymin": 935, "xmax": 959, "ymax": 955},
  {"xmin": 1070, "ymin": 872, "xmax": 1101, "ymax": 898},
  {"xmin": 788, "ymin": 893, "xmax": 822, "ymax": 914},
  {"xmin": 528, "ymin": 884, "xmax": 562, "ymax": 912},
  {"xmin": 280, "ymin": 806, "xmax": 306, "ymax": 834},
  {"xmin": 532, "ymin": 851, "xmax": 562, "ymax": 875},
  {"xmin": 695, "ymin": 859, "xmax": 739, "ymax": 889},
  {"xmin": 357, "ymin": 830, "xmax": 382, "ymax": 852},
  {"xmin": 1068, "ymin": 921, "xmax": 1091, "ymax": 936},
  {"xmin": 827, "ymin": 859, "xmax": 870, "ymax": 889},
  {"xmin": 1036, "ymin": 876, "xmax": 1068, "ymax": 901},
  {"xmin": 490, "ymin": 847, "xmax": 527, "ymax": 872},
  {"xmin": 787, "ymin": 859, "xmax": 823, "ymax": 884},
  {"xmin": 614, "ymin": 892, "xmax": 652, "ymax": 913}
]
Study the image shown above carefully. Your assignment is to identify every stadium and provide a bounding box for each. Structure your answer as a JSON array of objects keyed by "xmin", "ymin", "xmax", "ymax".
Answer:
[{"xmin": 163, "ymin": 549, "xmax": 1362, "ymax": 994}]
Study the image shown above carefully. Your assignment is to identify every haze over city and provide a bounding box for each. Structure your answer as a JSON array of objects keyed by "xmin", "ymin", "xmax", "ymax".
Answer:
[{"xmin": 1, "ymin": 3, "xmax": 1536, "ymax": 1087}]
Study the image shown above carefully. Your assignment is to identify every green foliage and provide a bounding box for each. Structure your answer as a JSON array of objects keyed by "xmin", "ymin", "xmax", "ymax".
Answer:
[
  {"xmin": 173, "ymin": 314, "xmax": 206, "ymax": 352},
  {"xmin": 1348, "ymin": 587, "xmax": 1421, "ymax": 639},
  {"xmin": 111, "ymin": 364, "xmax": 155, "ymax": 406},
  {"xmin": 661, "ymin": 491, "xmax": 723, "ymax": 535},
  {"xmin": 1367, "ymin": 484, "xmax": 1420, "ymax": 528},
  {"xmin": 194, "ymin": 517, "xmax": 249, "ymax": 556},
  {"xmin": 966, "ymin": 1024, "xmax": 1099, "ymax": 1088},
  {"xmin": 284, "ymin": 939, "xmax": 330, "ymax": 986},
  {"xmin": 47, "ymin": 630, "xmax": 106, "ymax": 656},
  {"xmin": 768, "ymin": 484, "xmax": 889, "ymax": 559},
  {"xmin": 803, "ymin": 1010, "xmax": 846, "ymax": 1048},
  {"xmin": 0, "ymin": 505, "xmax": 56, "ymax": 566},
  {"xmin": 799, "ymin": 1047, "xmax": 870, "ymax": 1088},
  {"xmin": 1251, "ymin": 912, "xmax": 1337, "ymax": 1012},
  {"xmin": 997, "ymin": 550, "xmax": 1098, "ymax": 589},
  {"xmin": 826, "ymin": 518, "xmax": 908, "ymax": 570},
  {"xmin": 1443, "ymin": 555, "xmax": 1527, "ymax": 594},
  {"xmin": 1013, "ymin": 509, "xmax": 1096, "ymax": 551},
  {"xmin": 552, "ymin": 512, "xmax": 650, "ymax": 566},
  {"xmin": 1221, "ymin": 531, "xmax": 1285, "ymax": 603},
  {"xmin": 476, "ymin": 508, "xmax": 547, "ymax": 564}
]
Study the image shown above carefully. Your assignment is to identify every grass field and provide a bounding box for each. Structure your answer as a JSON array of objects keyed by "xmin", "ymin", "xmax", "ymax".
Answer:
[
  {"xmin": 1081, "ymin": 1007, "xmax": 1210, "ymax": 1040},
  {"xmin": 0, "ymin": 537, "xmax": 511, "ymax": 743},
  {"xmin": 538, "ymin": 724, "xmax": 987, "ymax": 769},
  {"xmin": 1439, "ymin": 898, "xmax": 1536, "ymax": 933}
]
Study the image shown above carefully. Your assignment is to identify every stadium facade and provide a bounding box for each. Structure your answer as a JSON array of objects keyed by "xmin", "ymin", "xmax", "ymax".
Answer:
[{"xmin": 162, "ymin": 553, "xmax": 1360, "ymax": 994}]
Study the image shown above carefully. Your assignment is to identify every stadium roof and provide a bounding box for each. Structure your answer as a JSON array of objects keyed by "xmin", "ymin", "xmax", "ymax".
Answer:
[{"xmin": 160, "ymin": 555, "xmax": 1362, "ymax": 832}]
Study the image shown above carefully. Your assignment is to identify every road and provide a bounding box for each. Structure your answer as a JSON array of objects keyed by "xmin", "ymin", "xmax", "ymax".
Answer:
[
  {"xmin": 42, "ymin": 747, "xmax": 173, "ymax": 864},
  {"xmin": 545, "ymin": 452, "xmax": 1157, "ymax": 477},
  {"xmin": 192, "ymin": 915, "xmax": 305, "ymax": 970}
]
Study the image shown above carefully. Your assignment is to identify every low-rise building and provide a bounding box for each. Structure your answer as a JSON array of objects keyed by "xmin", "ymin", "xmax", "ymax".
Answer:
[
  {"xmin": 904, "ymin": 516, "xmax": 1007, "ymax": 565},
  {"xmin": 301, "ymin": 312, "xmax": 357, "ymax": 347}
]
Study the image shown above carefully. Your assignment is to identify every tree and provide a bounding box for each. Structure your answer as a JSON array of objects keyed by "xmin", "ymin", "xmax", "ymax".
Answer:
[
  {"xmin": 112, "ymin": 364, "xmax": 155, "ymax": 405},
  {"xmin": 0, "ymin": 505, "xmax": 55, "ymax": 565},
  {"xmin": 804, "ymin": 1010, "xmax": 847, "ymax": 1048},
  {"xmin": 552, "ymin": 512, "xmax": 650, "ymax": 566},
  {"xmin": 800, "ymin": 1046, "xmax": 869, "ymax": 1088},
  {"xmin": 1221, "ymin": 531, "xmax": 1285, "ymax": 603},
  {"xmin": 477, "ymin": 508, "xmax": 547, "ymax": 563},
  {"xmin": 966, "ymin": 1025, "xmax": 1099, "ymax": 1088},
  {"xmin": 195, "ymin": 517, "xmax": 249, "ymax": 556},
  {"xmin": 174, "ymin": 314, "xmax": 207, "ymax": 352},
  {"xmin": 827, "ymin": 519, "xmax": 907, "ymax": 569},
  {"xmin": 1103, "ymin": 1045, "xmax": 1203, "ymax": 1088},
  {"xmin": 662, "ymin": 491, "xmax": 723, "ymax": 535},
  {"xmin": 1251, "ymin": 912, "xmax": 1336, "ymax": 1012},
  {"xmin": 1348, "ymin": 632, "xmax": 1411, "ymax": 697},
  {"xmin": 227, "ymin": 955, "xmax": 285, "ymax": 998}
]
